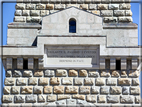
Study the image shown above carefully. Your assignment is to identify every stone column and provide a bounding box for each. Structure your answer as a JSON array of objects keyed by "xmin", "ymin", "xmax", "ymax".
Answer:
[
  {"xmin": 7, "ymin": 58, "xmax": 12, "ymax": 69},
  {"xmin": 38, "ymin": 58, "xmax": 43, "ymax": 69},
  {"xmin": 2, "ymin": 58, "xmax": 7, "ymax": 70},
  {"xmin": 110, "ymin": 58, "xmax": 115, "ymax": 70},
  {"xmin": 132, "ymin": 58, "xmax": 138, "ymax": 69},
  {"xmin": 121, "ymin": 58, "xmax": 127, "ymax": 70},
  {"xmin": 17, "ymin": 58, "xmax": 23, "ymax": 69},
  {"xmin": 28, "ymin": 58, "xmax": 34, "ymax": 69},
  {"xmin": 100, "ymin": 58, "xmax": 105, "ymax": 69}
]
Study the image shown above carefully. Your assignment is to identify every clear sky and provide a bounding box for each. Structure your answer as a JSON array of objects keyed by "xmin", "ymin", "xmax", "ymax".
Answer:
[{"xmin": 0, "ymin": 2, "xmax": 141, "ymax": 104}]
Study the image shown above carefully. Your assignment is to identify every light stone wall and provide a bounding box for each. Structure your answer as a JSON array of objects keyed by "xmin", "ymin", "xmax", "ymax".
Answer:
[{"xmin": 14, "ymin": 0, "xmax": 132, "ymax": 23}]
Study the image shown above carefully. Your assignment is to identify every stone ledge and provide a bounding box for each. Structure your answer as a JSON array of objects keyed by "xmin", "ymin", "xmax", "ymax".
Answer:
[
  {"xmin": 8, "ymin": 22, "xmax": 42, "ymax": 29},
  {"xmin": 103, "ymin": 23, "xmax": 138, "ymax": 29}
]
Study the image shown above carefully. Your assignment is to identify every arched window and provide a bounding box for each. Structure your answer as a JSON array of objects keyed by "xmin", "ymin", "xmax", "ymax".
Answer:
[{"xmin": 69, "ymin": 18, "xmax": 76, "ymax": 33}]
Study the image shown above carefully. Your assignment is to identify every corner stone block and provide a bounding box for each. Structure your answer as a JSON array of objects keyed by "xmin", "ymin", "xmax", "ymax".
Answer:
[
  {"xmin": 110, "ymin": 58, "xmax": 116, "ymax": 70},
  {"xmin": 28, "ymin": 58, "xmax": 33, "ymax": 69},
  {"xmin": 15, "ymin": 3, "xmax": 25, "ymax": 10},
  {"xmin": 121, "ymin": 58, "xmax": 127, "ymax": 70},
  {"xmin": 100, "ymin": 58, "xmax": 105, "ymax": 69},
  {"xmin": 132, "ymin": 58, "xmax": 138, "ymax": 69},
  {"xmin": 2, "ymin": 95, "xmax": 13, "ymax": 103},
  {"xmin": 38, "ymin": 58, "xmax": 43, "ymax": 69},
  {"xmin": 17, "ymin": 58, "xmax": 23, "ymax": 69},
  {"xmin": 7, "ymin": 58, "xmax": 12, "ymax": 69},
  {"xmin": 6, "ymin": 70, "xmax": 12, "ymax": 77}
]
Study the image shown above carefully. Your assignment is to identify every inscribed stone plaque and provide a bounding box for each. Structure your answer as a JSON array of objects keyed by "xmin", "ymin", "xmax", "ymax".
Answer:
[{"xmin": 44, "ymin": 46, "xmax": 100, "ymax": 68}]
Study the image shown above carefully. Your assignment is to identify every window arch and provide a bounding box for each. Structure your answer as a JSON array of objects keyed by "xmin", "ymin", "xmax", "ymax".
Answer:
[{"xmin": 69, "ymin": 18, "xmax": 76, "ymax": 33}]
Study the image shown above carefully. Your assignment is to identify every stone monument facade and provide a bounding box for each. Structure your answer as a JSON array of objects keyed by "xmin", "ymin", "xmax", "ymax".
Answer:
[{"xmin": 1, "ymin": 0, "xmax": 141, "ymax": 106}]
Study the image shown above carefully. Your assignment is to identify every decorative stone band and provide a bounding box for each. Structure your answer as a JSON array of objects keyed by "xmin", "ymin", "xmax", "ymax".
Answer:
[
  {"xmin": 3, "ymin": 69, "xmax": 141, "ymax": 106},
  {"xmin": 14, "ymin": 2, "xmax": 132, "ymax": 23}
]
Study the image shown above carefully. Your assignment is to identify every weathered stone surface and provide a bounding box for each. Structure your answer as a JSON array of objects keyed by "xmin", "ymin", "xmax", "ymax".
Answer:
[
  {"xmin": 34, "ymin": 86, "xmax": 42, "ymax": 94},
  {"xmin": 132, "ymin": 78, "xmax": 139, "ymax": 85},
  {"xmin": 14, "ymin": 16, "xmax": 26, "ymax": 22},
  {"xmin": 14, "ymin": 95, "xmax": 25, "ymax": 103},
  {"xmin": 23, "ymin": 70, "xmax": 33, "ymax": 77},
  {"xmin": 4, "ymin": 86, "xmax": 11, "ymax": 94},
  {"xmin": 45, "ymin": 70, "xmax": 55, "ymax": 76},
  {"xmin": 21, "ymin": 86, "xmax": 33, "ymax": 94},
  {"xmin": 72, "ymin": 94, "xmax": 85, "ymax": 100},
  {"xmin": 67, "ymin": 99, "xmax": 76, "ymax": 106},
  {"xmin": 6, "ymin": 70, "xmax": 12, "ymax": 77},
  {"xmin": 101, "ymin": 10, "xmax": 113, "ymax": 17},
  {"xmin": 97, "ymin": 4, "xmax": 108, "ymax": 10},
  {"xmin": 56, "ymin": 100, "xmax": 66, "ymax": 106},
  {"xmin": 120, "ymin": 3, "xmax": 131, "ymax": 10},
  {"xmin": 36, "ymin": 3, "xmax": 46, "ymax": 9},
  {"xmin": 21, "ymin": 103, "xmax": 33, "ymax": 107},
  {"xmin": 44, "ymin": 86, "xmax": 52, "ymax": 93},
  {"xmin": 26, "ymin": 4, "xmax": 36, "ymax": 10},
  {"xmin": 34, "ymin": 70, "xmax": 43, "ymax": 77},
  {"xmin": 29, "ymin": 77, "xmax": 38, "ymax": 85},
  {"xmin": 101, "ymin": 70, "xmax": 111, "ymax": 77},
  {"xmin": 130, "ymin": 87, "xmax": 140, "ymax": 95},
  {"xmin": 16, "ymin": 3, "xmax": 25, "ymax": 9},
  {"xmin": 96, "ymin": 78, "xmax": 105, "ymax": 85},
  {"xmin": 118, "ymin": 78, "xmax": 131, "ymax": 85},
  {"xmin": 98, "ymin": 95, "xmax": 106, "ymax": 103},
  {"xmin": 110, "ymin": 86, "xmax": 121, "ymax": 94},
  {"xmin": 54, "ymin": 86, "xmax": 64, "ymax": 94},
  {"xmin": 107, "ymin": 95, "xmax": 119, "ymax": 103},
  {"xmin": 13, "ymin": 70, "xmax": 22, "ymax": 77},
  {"xmin": 66, "ymin": 4, "xmax": 79, "ymax": 8},
  {"xmin": 120, "ymin": 96, "xmax": 134, "ymax": 103},
  {"xmin": 107, "ymin": 78, "xmax": 117, "ymax": 85},
  {"xmin": 41, "ymin": 10, "xmax": 49, "ymax": 16},
  {"xmin": 22, "ymin": 10, "xmax": 30, "ymax": 16},
  {"xmin": 15, "ymin": 10, "xmax": 22, "ymax": 16},
  {"xmin": 50, "ymin": 77, "xmax": 60, "ymax": 85},
  {"xmin": 56, "ymin": 69, "xmax": 67, "ymax": 76},
  {"xmin": 89, "ymin": 4, "xmax": 97, "ymax": 10},
  {"xmin": 92, "ymin": 10, "xmax": 100, "ymax": 15},
  {"xmin": 16, "ymin": 78, "xmax": 27, "ymax": 86},
  {"xmin": 38, "ymin": 95, "xmax": 46, "ymax": 102},
  {"xmin": 62, "ymin": 78, "xmax": 73, "ymax": 85},
  {"xmin": 80, "ymin": 86, "xmax": 90, "ymax": 94},
  {"xmin": 118, "ymin": 17, "xmax": 132, "ymax": 22},
  {"xmin": 77, "ymin": 100, "xmax": 94, "ymax": 106},
  {"xmin": 58, "ymin": 95, "xmax": 70, "ymax": 100},
  {"xmin": 26, "ymin": 95, "xmax": 37, "ymax": 103},
  {"xmin": 103, "ymin": 17, "xmax": 117, "ymax": 23},
  {"xmin": 11, "ymin": 86, "xmax": 20, "ymax": 94},
  {"xmin": 84, "ymin": 78, "xmax": 94, "ymax": 85},
  {"xmin": 8, "ymin": 104, "xmax": 21, "ymax": 107},
  {"xmin": 114, "ymin": 10, "xmax": 125, "ymax": 16},
  {"xmin": 39, "ymin": 78, "xmax": 48, "ymax": 85},
  {"xmin": 101, "ymin": 86, "xmax": 109, "ymax": 94},
  {"xmin": 88, "ymin": 71, "xmax": 99, "ymax": 77},
  {"xmin": 55, "ymin": 4, "xmax": 65, "ymax": 10},
  {"xmin": 80, "ymin": 4, "xmax": 88, "ymax": 10},
  {"xmin": 47, "ymin": 95, "xmax": 56, "ymax": 102},
  {"xmin": 112, "ymin": 70, "xmax": 120, "ymax": 77},
  {"xmin": 65, "ymin": 86, "xmax": 78, "ymax": 94},
  {"xmin": 135, "ymin": 96, "xmax": 140, "ymax": 103},
  {"xmin": 129, "ymin": 70, "xmax": 139, "ymax": 77},
  {"xmin": 79, "ymin": 70, "xmax": 87, "ymax": 76},
  {"xmin": 121, "ymin": 71, "xmax": 127, "ymax": 77},
  {"xmin": 74, "ymin": 78, "xmax": 83, "ymax": 85},
  {"xmin": 109, "ymin": 4, "xmax": 119, "ymax": 9},
  {"xmin": 86, "ymin": 95, "xmax": 96, "ymax": 102},
  {"xmin": 4, "ymin": 78, "xmax": 15, "ymax": 86},
  {"xmin": 122, "ymin": 87, "xmax": 129, "ymax": 94},
  {"xmin": 2, "ymin": 95, "xmax": 13, "ymax": 103},
  {"xmin": 126, "ymin": 10, "xmax": 132, "ymax": 16},
  {"xmin": 91, "ymin": 86, "xmax": 100, "ymax": 94},
  {"xmin": 30, "ymin": 10, "xmax": 40, "ymax": 16},
  {"xmin": 69, "ymin": 70, "xmax": 78, "ymax": 76},
  {"xmin": 46, "ymin": 4, "xmax": 54, "ymax": 9}
]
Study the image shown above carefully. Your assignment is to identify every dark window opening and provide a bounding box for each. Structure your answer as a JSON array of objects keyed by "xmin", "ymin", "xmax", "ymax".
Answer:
[
  {"xmin": 116, "ymin": 60, "xmax": 121, "ymax": 70},
  {"xmin": 69, "ymin": 19, "xmax": 76, "ymax": 33},
  {"xmin": 23, "ymin": 59, "xmax": 28, "ymax": 69}
]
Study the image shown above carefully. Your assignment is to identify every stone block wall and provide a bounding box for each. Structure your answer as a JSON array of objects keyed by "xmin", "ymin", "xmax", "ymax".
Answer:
[
  {"xmin": 2, "ymin": 57, "xmax": 141, "ymax": 106},
  {"xmin": 14, "ymin": 0, "xmax": 132, "ymax": 23}
]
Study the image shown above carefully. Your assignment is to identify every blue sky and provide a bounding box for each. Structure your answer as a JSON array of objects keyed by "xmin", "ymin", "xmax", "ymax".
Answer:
[{"xmin": 0, "ymin": 2, "xmax": 141, "ymax": 104}]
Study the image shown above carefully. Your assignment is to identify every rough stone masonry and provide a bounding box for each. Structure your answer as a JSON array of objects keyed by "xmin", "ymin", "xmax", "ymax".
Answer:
[{"xmin": 0, "ymin": 0, "xmax": 141, "ymax": 106}]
